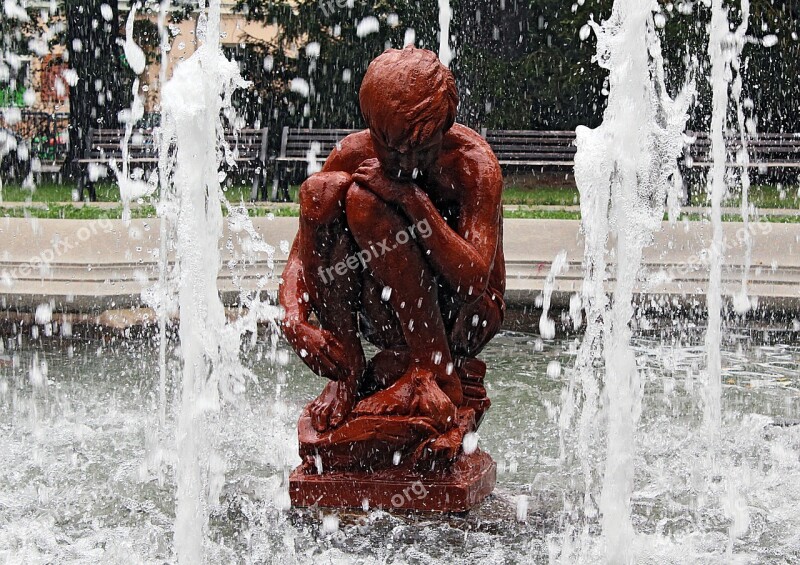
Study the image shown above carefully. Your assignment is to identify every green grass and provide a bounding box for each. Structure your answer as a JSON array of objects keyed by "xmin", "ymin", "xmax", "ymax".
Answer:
[
  {"xmin": 503, "ymin": 209, "xmax": 581, "ymax": 220},
  {"xmin": 0, "ymin": 180, "xmax": 298, "ymax": 204},
  {"xmin": 0, "ymin": 204, "xmax": 300, "ymax": 220},
  {"xmin": 0, "ymin": 204, "xmax": 155, "ymax": 219},
  {"xmin": 713, "ymin": 184, "xmax": 799, "ymax": 209},
  {"xmin": 720, "ymin": 213, "xmax": 800, "ymax": 224},
  {"xmin": 684, "ymin": 183, "xmax": 800, "ymax": 208},
  {"xmin": 244, "ymin": 206, "xmax": 301, "ymax": 217},
  {"xmin": 2, "ymin": 179, "xmax": 798, "ymax": 222},
  {"xmin": 502, "ymin": 183, "xmax": 800, "ymax": 209},
  {"xmin": 5, "ymin": 180, "xmax": 797, "ymax": 209},
  {"xmin": 2, "ymin": 182, "xmax": 118, "ymax": 202},
  {"xmin": 502, "ymin": 186, "xmax": 579, "ymax": 206}
]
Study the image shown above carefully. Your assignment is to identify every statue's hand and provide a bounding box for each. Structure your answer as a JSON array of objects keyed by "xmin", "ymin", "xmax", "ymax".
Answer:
[
  {"xmin": 309, "ymin": 380, "xmax": 357, "ymax": 432},
  {"xmin": 283, "ymin": 321, "xmax": 352, "ymax": 382},
  {"xmin": 450, "ymin": 292, "xmax": 503, "ymax": 356},
  {"xmin": 352, "ymin": 158, "xmax": 415, "ymax": 207}
]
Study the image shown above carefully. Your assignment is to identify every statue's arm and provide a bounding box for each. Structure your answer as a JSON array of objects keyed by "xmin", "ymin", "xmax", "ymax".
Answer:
[
  {"xmin": 279, "ymin": 236, "xmax": 311, "ymax": 336},
  {"xmin": 401, "ymin": 174, "xmax": 502, "ymax": 304},
  {"xmin": 279, "ymin": 227, "xmax": 351, "ymax": 381}
]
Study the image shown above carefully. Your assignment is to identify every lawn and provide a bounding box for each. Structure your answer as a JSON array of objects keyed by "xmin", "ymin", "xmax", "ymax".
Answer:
[
  {"xmin": 0, "ymin": 180, "xmax": 269, "ymax": 203},
  {"xmin": 1, "ymin": 179, "xmax": 797, "ymax": 221},
  {"xmin": 502, "ymin": 183, "xmax": 800, "ymax": 209},
  {"xmin": 502, "ymin": 186, "xmax": 580, "ymax": 206},
  {"xmin": 0, "ymin": 204, "xmax": 301, "ymax": 220},
  {"xmin": 705, "ymin": 183, "xmax": 800, "ymax": 209}
]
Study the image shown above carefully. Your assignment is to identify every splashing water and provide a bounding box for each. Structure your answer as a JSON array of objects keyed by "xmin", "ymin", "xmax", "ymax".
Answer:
[
  {"xmin": 154, "ymin": 0, "xmax": 277, "ymax": 560},
  {"xmin": 114, "ymin": 4, "xmax": 152, "ymax": 224},
  {"xmin": 705, "ymin": 0, "xmax": 751, "ymax": 435},
  {"xmin": 438, "ymin": 0, "xmax": 453, "ymax": 67},
  {"xmin": 560, "ymin": 1, "xmax": 693, "ymax": 561},
  {"xmin": 706, "ymin": 0, "xmax": 753, "ymax": 555},
  {"xmin": 730, "ymin": 1, "xmax": 753, "ymax": 315},
  {"xmin": 2, "ymin": 1, "xmax": 797, "ymax": 562},
  {"xmin": 160, "ymin": 1, "xmax": 246, "ymax": 557},
  {"xmin": 539, "ymin": 250, "xmax": 568, "ymax": 340}
]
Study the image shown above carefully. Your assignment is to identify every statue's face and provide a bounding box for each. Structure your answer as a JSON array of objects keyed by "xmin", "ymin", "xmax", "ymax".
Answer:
[{"xmin": 371, "ymin": 129, "xmax": 444, "ymax": 182}]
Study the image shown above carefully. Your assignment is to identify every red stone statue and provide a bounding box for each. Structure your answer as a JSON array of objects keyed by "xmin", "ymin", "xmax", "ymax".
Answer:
[{"xmin": 280, "ymin": 47, "xmax": 505, "ymax": 512}]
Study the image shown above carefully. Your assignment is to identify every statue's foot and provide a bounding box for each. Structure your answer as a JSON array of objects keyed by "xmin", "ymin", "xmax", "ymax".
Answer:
[
  {"xmin": 413, "ymin": 432, "xmax": 461, "ymax": 467},
  {"xmin": 353, "ymin": 367, "xmax": 457, "ymax": 430},
  {"xmin": 352, "ymin": 369, "xmax": 418, "ymax": 416},
  {"xmin": 309, "ymin": 380, "xmax": 356, "ymax": 432},
  {"xmin": 412, "ymin": 408, "xmax": 477, "ymax": 469}
]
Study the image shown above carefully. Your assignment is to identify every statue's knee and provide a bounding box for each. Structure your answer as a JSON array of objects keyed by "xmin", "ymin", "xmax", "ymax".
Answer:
[
  {"xmin": 344, "ymin": 183, "xmax": 383, "ymax": 234},
  {"xmin": 299, "ymin": 171, "xmax": 351, "ymax": 224}
]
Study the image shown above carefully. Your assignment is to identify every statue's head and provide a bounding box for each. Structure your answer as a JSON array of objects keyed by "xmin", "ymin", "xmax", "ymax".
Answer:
[{"xmin": 360, "ymin": 46, "xmax": 458, "ymax": 181}]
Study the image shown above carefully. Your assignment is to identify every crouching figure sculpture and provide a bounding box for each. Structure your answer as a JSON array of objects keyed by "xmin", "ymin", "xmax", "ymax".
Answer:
[{"xmin": 279, "ymin": 46, "xmax": 505, "ymax": 512}]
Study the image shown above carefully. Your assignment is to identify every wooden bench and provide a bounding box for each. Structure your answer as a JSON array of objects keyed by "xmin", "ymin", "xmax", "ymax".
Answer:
[
  {"xmin": 77, "ymin": 127, "xmax": 269, "ymax": 202},
  {"xmin": 269, "ymin": 127, "xmax": 579, "ymax": 200},
  {"xmin": 270, "ymin": 126, "xmax": 360, "ymax": 201},
  {"xmin": 681, "ymin": 131, "xmax": 800, "ymax": 203},
  {"xmin": 266, "ymin": 128, "xmax": 800, "ymax": 203},
  {"xmin": 481, "ymin": 129, "xmax": 577, "ymax": 167},
  {"xmin": 485, "ymin": 129, "xmax": 800, "ymax": 171},
  {"xmin": 684, "ymin": 131, "xmax": 800, "ymax": 169}
]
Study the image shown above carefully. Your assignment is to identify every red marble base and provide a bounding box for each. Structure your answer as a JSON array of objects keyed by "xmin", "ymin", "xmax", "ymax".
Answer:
[{"xmin": 289, "ymin": 450, "xmax": 496, "ymax": 512}]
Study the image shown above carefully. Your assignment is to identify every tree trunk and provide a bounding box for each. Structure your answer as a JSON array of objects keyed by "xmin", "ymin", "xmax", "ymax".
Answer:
[{"xmin": 64, "ymin": 0, "xmax": 131, "ymax": 183}]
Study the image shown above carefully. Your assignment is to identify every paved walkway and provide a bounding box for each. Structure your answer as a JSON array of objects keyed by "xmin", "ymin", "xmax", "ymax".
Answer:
[{"xmin": 1, "ymin": 217, "xmax": 799, "ymax": 316}]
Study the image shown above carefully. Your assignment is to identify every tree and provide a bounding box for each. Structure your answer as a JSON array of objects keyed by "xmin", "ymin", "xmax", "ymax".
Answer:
[
  {"xmin": 230, "ymin": 0, "xmax": 611, "ymax": 133},
  {"xmin": 63, "ymin": 0, "xmax": 133, "ymax": 181},
  {"xmin": 231, "ymin": 0, "xmax": 799, "ymax": 136}
]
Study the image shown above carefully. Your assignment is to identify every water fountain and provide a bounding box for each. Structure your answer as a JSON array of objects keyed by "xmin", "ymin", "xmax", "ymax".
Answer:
[
  {"xmin": 0, "ymin": 0, "xmax": 799, "ymax": 563},
  {"xmin": 567, "ymin": 0, "xmax": 694, "ymax": 557}
]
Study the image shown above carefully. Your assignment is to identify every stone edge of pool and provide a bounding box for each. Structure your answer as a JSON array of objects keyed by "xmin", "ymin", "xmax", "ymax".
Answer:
[{"xmin": 1, "ymin": 217, "xmax": 799, "ymax": 333}]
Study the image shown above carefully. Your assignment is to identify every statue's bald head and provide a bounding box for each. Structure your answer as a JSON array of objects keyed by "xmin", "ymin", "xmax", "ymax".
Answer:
[{"xmin": 360, "ymin": 47, "xmax": 458, "ymax": 150}]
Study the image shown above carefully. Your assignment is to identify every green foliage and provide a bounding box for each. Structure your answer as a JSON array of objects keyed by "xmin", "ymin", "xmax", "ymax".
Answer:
[
  {"xmin": 230, "ymin": 0, "xmax": 800, "ymax": 135},
  {"xmin": 657, "ymin": 0, "xmax": 800, "ymax": 132},
  {"xmin": 232, "ymin": 0, "xmax": 446, "ymax": 131}
]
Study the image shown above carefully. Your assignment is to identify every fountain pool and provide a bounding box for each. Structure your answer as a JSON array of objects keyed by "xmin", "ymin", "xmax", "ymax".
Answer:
[
  {"xmin": 1, "ymin": 0, "xmax": 798, "ymax": 562},
  {"xmin": 1, "ymin": 330, "xmax": 799, "ymax": 563}
]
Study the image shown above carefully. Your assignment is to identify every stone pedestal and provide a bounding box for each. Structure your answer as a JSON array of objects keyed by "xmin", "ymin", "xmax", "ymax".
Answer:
[{"xmin": 289, "ymin": 450, "xmax": 496, "ymax": 512}]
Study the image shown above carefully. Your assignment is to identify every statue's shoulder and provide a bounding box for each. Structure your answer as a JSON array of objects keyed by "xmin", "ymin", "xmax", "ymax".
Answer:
[
  {"xmin": 442, "ymin": 124, "xmax": 502, "ymax": 186},
  {"xmin": 323, "ymin": 129, "xmax": 374, "ymax": 173}
]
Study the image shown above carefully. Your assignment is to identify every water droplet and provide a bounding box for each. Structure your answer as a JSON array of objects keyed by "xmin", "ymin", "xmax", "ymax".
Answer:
[
  {"xmin": 463, "ymin": 432, "xmax": 478, "ymax": 455},
  {"xmin": 516, "ymin": 495, "xmax": 529, "ymax": 522},
  {"xmin": 321, "ymin": 514, "xmax": 339, "ymax": 534},
  {"xmin": 762, "ymin": 34, "xmax": 778, "ymax": 48},
  {"xmin": 547, "ymin": 360, "xmax": 562, "ymax": 379}
]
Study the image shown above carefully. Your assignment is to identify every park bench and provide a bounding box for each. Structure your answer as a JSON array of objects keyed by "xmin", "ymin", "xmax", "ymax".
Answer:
[
  {"xmin": 77, "ymin": 127, "xmax": 269, "ymax": 202},
  {"xmin": 268, "ymin": 127, "xmax": 579, "ymax": 201},
  {"xmin": 681, "ymin": 131, "xmax": 800, "ymax": 203},
  {"xmin": 269, "ymin": 126, "xmax": 359, "ymax": 201},
  {"xmin": 481, "ymin": 129, "xmax": 577, "ymax": 168},
  {"xmin": 683, "ymin": 131, "xmax": 800, "ymax": 169},
  {"xmin": 265, "ymin": 127, "xmax": 800, "ymax": 202},
  {"xmin": 485, "ymin": 129, "xmax": 800, "ymax": 171}
]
